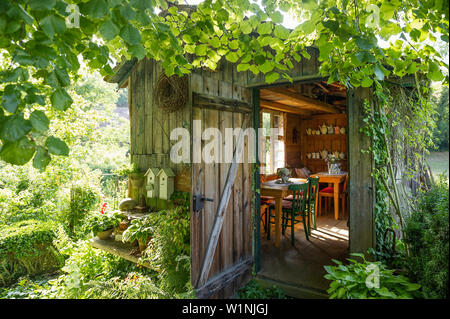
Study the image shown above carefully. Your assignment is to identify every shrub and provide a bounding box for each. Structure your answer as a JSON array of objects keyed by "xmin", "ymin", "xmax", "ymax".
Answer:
[
  {"xmin": 404, "ymin": 179, "xmax": 449, "ymax": 299},
  {"xmin": 142, "ymin": 206, "xmax": 191, "ymax": 294},
  {"xmin": 66, "ymin": 183, "xmax": 101, "ymax": 235},
  {"xmin": 237, "ymin": 280, "xmax": 286, "ymax": 299},
  {"xmin": 0, "ymin": 220, "xmax": 64, "ymax": 286},
  {"xmin": 324, "ymin": 253, "xmax": 421, "ymax": 299}
]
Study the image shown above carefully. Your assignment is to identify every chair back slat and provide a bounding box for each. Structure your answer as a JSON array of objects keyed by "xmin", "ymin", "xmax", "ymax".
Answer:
[
  {"xmin": 288, "ymin": 183, "xmax": 309, "ymax": 213},
  {"xmin": 307, "ymin": 176, "xmax": 320, "ymax": 214}
]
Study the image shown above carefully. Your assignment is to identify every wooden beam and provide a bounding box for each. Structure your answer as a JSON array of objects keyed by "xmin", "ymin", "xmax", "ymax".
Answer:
[
  {"xmin": 196, "ymin": 257, "xmax": 252, "ymax": 299},
  {"xmin": 264, "ymin": 87, "xmax": 340, "ymax": 114},
  {"xmin": 193, "ymin": 93, "xmax": 252, "ymax": 113},
  {"xmin": 260, "ymin": 99, "xmax": 312, "ymax": 116}
]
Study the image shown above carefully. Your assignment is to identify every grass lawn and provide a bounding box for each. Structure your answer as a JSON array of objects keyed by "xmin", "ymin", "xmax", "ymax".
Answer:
[{"xmin": 426, "ymin": 151, "xmax": 449, "ymax": 182}]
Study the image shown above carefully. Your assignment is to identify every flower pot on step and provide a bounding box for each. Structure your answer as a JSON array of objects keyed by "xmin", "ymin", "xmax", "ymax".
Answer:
[{"xmin": 97, "ymin": 229, "xmax": 113, "ymax": 240}]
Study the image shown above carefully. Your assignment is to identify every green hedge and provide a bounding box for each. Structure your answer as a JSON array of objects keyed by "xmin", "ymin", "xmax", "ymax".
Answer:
[
  {"xmin": 405, "ymin": 181, "xmax": 449, "ymax": 299},
  {"xmin": 0, "ymin": 220, "xmax": 64, "ymax": 286}
]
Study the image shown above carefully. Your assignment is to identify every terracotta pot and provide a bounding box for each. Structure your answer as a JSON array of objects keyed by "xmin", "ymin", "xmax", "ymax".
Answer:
[
  {"xmin": 97, "ymin": 229, "xmax": 113, "ymax": 240},
  {"xmin": 129, "ymin": 173, "xmax": 145, "ymax": 188}
]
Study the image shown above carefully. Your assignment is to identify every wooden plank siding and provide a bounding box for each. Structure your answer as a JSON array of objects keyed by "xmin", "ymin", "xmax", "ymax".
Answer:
[{"xmin": 129, "ymin": 58, "xmax": 190, "ymax": 175}]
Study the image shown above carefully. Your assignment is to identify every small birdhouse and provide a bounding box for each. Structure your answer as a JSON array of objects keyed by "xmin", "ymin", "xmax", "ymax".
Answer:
[
  {"xmin": 144, "ymin": 168, "xmax": 160, "ymax": 198},
  {"xmin": 157, "ymin": 168, "xmax": 175, "ymax": 200}
]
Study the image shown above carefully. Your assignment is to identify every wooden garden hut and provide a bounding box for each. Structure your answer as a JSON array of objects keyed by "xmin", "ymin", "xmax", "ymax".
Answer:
[{"xmin": 104, "ymin": 49, "xmax": 416, "ymax": 298}]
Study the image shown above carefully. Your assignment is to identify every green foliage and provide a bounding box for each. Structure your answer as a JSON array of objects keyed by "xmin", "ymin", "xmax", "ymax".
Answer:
[
  {"xmin": 0, "ymin": 0, "xmax": 447, "ymax": 168},
  {"xmin": 66, "ymin": 183, "xmax": 101, "ymax": 236},
  {"xmin": 122, "ymin": 214, "xmax": 156, "ymax": 243},
  {"xmin": 86, "ymin": 211, "xmax": 121, "ymax": 234},
  {"xmin": 237, "ymin": 280, "xmax": 286, "ymax": 299},
  {"xmin": 0, "ymin": 220, "xmax": 64, "ymax": 286},
  {"xmin": 432, "ymin": 86, "xmax": 449, "ymax": 151},
  {"xmin": 324, "ymin": 254, "xmax": 421, "ymax": 299},
  {"xmin": 404, "ymin": 180, "xmax": 449, "ymax": 299},
  {"xmin": 141, "ymin": 206, "xmax": 191, "ymax": 294}
]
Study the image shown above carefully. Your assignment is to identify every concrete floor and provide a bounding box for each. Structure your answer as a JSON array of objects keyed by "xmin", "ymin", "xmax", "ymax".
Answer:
[{"xmin": 257, "ymin": 209, "xmax": 349, "ymax": 298}]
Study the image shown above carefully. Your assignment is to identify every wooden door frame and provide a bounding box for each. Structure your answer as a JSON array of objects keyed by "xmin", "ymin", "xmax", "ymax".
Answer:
[{"xmin": 250, "ymin": 83, "xmax": 376, "ymax": 273}]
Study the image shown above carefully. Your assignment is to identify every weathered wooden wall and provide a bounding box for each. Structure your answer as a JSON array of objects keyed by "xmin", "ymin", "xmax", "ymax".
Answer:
[
  {"xmin": 300, "ymin": 113, "xmax": 348, "ymax": 173},
  {"xmin": 128, "ymin": 58, "xmax": 191, "ymax": 175},
  {"xmin": 285, "ymin": 113, "xmax": 303, "ymax": 168}
]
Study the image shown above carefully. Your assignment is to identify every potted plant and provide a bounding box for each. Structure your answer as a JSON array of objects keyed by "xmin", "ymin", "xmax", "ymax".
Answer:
[
  {"xmin": 122, "ymin": 216, "xmax": 154, "ymax": 252},
  {"xmin": 88, "ymin": 212, "xmax": 121, "ymax": 240},
  {"xmin": 128, "ymin": 163, "xmax": 145, "ymax": 188}
]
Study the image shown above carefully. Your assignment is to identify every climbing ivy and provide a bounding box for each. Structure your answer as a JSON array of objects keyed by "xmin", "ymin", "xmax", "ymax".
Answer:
[
  {"xmin": 0, "ymin": 0, "xmax": 448, "ymax": 168},
  {"xmin": 361, "ymin": 74, "xmax": 437, "ymax": 263}
]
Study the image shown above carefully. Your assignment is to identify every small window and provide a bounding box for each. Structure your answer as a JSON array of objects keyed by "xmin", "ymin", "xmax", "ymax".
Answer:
[{"xmin": 260, "ymin": 111, "xmax": 285, "ymax": 174}]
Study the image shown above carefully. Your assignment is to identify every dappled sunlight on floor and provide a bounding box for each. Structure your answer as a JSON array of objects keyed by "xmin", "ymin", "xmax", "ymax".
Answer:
[{"xmin": 258, "ymin": 213, "xmax": 349, "ymax": 294}]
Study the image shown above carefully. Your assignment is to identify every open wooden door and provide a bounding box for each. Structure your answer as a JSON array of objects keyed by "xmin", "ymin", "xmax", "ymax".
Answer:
[{"xmin": 190, "ymin": 72, "xmax": 253, "ymax": 299}]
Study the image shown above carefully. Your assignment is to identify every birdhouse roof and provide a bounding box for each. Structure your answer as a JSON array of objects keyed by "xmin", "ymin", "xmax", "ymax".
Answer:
[
  {"xmin": 144, "ymin": 168, "xmax": 159, "ymax": 177},
  {"xmin": 156, "ymin": 168, "xmax": 175, "ymax": 177}
]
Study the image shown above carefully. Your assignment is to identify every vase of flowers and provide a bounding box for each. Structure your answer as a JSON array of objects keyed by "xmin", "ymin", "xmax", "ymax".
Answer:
[
  {"xmin": 326, "ymin": 154, "xmax": 341, "ymax": 174},
  {"xmin": 277, "ymin": 167, "xmax": 291, "ymax": 183}
]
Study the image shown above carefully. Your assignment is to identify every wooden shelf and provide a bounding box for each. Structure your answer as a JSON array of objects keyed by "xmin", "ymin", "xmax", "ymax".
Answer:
[
  {"xmin": 306, "ymin": 158, "xmax": 347, "ymax": 162},
  {"xmin": 90, "ymin": 237, "xmax": 151, "ymax": 268},
  {"xmin": 306, "ymin": 133, "xmax": 346, "ymax": 138}
]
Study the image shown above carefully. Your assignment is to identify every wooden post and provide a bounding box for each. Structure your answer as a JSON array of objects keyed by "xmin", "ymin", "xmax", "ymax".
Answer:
[
  {"xmin": 196, "ymin": 115, "xmax": 251, "ymax": 288},
  {"xmin": 252, "ymin": 89, "xmax": 261, "ymax": 273},
  {"xmin": 347, "ymin": 87, "xmax": 376, "ymax": 254}
]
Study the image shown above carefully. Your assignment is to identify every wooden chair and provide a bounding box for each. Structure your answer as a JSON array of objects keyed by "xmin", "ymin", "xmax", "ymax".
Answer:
[
  {"xmin": 259, "ymin": 174, "xmax": 278, "ymax": 233},
  {"xmin": 267, "ymin": 182, "xmax": 310, "ymax": 245},
  {"xmin": 318, "ymin": 174, "xmax": 349, "ymax": 219},
  {"xmin": 307, "ymin": 176, "xmax": 320, "ymax": 230}
]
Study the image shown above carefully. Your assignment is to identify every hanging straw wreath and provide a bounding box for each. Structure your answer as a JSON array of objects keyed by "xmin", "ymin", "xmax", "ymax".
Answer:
[{"xmin": 154, "ymin": 73, "xmax": 188, "ymax": 113}]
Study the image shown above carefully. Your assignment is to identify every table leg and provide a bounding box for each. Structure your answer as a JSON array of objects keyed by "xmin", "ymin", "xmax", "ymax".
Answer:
[
  {"xmin": 275, "ymin": 197, "xmax": 282, "ymax": 247},
  {"xmin": 334, "ymin": 182, "xmax": 339, "ymax": 220}
]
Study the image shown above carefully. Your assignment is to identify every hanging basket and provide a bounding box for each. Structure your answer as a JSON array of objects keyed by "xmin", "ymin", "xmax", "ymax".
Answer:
[{"xmin": 154, "ymin": 73, "xmax": 187, "ymax": 113}]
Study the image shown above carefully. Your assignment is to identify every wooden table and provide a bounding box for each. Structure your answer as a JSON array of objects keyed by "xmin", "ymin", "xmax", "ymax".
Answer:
[
  {"xmin": 310, "ymin": 172, "xmax": 347, "ymax": 220},
  {"xmin": 260, "ymin": 178, "xmax": 307, "ymax": 247}
]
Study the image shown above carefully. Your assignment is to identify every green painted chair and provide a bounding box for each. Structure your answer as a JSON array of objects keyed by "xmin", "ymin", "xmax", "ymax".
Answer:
[
  {"xmin": 307, "ymin": 176, "xmax": 320, "ymax": 230},
  {"xmin": 267, "ymin": 182, "xmax": 310, "ymax": 245}
]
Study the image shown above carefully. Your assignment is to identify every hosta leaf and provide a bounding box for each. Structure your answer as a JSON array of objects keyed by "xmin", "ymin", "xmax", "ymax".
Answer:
[
  {"xmin": 46, "ymin": 136, "xmax": 69, "ymax": 156},
  {"xmin": 0, "ymin": 137, "xmax": 36, "ymax": 165}
]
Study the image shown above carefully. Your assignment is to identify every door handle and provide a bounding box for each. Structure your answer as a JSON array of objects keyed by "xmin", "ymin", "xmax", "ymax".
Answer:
[{"xmin": 193, "ymin": 194, "xmax": 214, "ymax": 212}]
